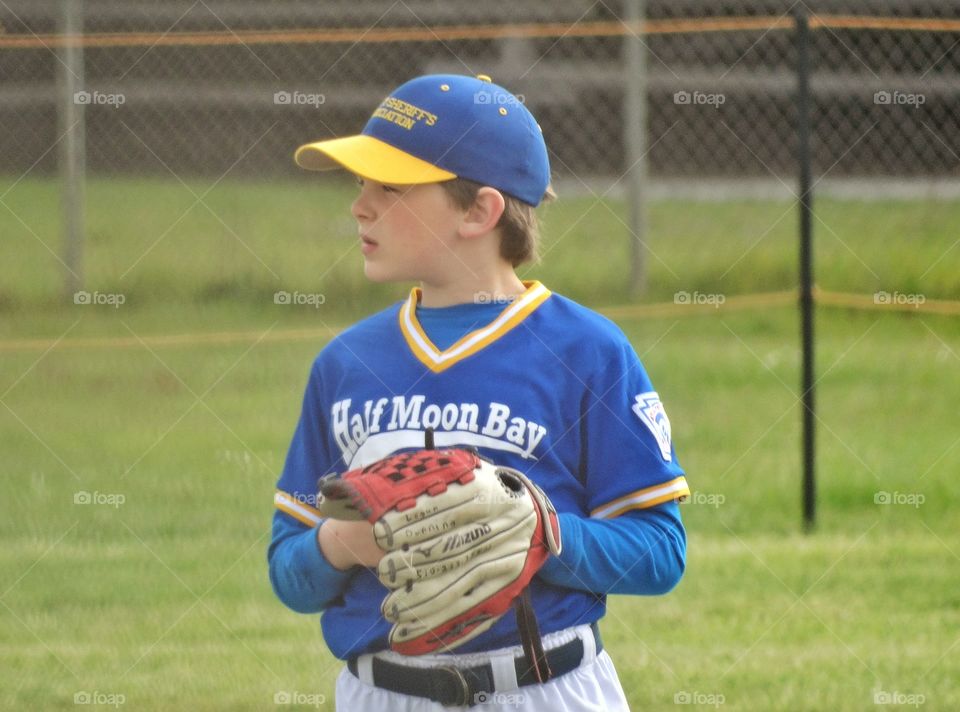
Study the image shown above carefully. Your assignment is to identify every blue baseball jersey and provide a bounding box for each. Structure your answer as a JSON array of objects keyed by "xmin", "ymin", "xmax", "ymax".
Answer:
[{"xmin": 273, "ymin": 281, "xmax": 689, "ymax": 658}]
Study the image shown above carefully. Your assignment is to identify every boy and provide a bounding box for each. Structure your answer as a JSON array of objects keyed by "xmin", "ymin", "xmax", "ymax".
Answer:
[{"xmin": 268, "ymin": 74, "xmax": 689, "ymax": 710}]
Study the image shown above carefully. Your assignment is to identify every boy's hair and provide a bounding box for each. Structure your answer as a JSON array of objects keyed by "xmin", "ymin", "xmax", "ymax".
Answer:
[{"xmin": 440, "ymin": 178, "xmax": 556, "ymax": 267}]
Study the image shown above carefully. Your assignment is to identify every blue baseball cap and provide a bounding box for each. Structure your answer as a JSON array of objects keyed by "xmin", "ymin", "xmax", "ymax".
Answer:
[{"xmin": 294, "ymin": 74, "xmax": 550, "ymax": 206}]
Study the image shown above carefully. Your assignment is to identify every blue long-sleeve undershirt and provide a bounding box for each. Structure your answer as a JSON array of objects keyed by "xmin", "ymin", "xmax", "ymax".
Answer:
[
  {"xmin": 267, "ymin": 500, "xmax": 686, "ymax": 615},
  {"xmin": 267, "ymin": 513, "xmax": 350, "ymax": 614},
  {"xmin": 538, "ymin": 500, "xmax": 686, "ymax": 595}
]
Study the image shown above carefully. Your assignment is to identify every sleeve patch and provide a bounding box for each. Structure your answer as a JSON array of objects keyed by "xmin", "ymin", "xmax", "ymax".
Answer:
[{"xmin": 632, "ymin": 391, "xmax": 673, "ymax": 461}]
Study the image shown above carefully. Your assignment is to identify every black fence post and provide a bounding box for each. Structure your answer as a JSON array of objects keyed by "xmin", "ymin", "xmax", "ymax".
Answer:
[{"xmin": 796, "ymin": 10, "xmax": 816, "ymax": 531}]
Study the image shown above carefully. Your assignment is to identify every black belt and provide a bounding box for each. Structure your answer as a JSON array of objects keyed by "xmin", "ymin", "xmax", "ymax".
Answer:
[{"xmin": 347, "ymin": 622, "xmax": 602, "ymax": 708}]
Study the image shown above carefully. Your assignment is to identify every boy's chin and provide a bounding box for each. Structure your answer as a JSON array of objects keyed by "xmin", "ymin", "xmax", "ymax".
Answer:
[{"xmin": 362, "ymin": 261, "xmax": 406, "ymax": 284}]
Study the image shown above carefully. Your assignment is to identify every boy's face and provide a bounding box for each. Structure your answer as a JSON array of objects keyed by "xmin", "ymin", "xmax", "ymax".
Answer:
[{"xmin": 350, "ymin": 177, "xmax": 464, "ymax": 284}]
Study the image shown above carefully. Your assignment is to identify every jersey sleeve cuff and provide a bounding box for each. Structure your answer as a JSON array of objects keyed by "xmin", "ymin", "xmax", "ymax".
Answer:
[
  {"xmin": 275, "ymin": 489, "xmax": 323, "ymax": 527},
  {"xmin": 272, "ymin": 511, "xmax": 355, "ymax": 601},
  {"xmin": 538, "ymin": 512, "xmax": 585, "ymax": 584},
  {"xmin": 590, "ymin": 476, "xmax": 690, "ymax": 519}
]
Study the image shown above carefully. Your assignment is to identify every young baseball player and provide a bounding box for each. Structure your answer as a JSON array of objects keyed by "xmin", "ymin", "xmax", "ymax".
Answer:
[{"xmin": 268, "ymin": 74, "xmax": 689, "ymax": 710}]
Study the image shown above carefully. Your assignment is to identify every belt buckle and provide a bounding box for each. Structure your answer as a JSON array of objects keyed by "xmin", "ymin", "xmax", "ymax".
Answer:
[{"xmin": 437, "ymin": 665, "xmax": 471, "ymax": 707}]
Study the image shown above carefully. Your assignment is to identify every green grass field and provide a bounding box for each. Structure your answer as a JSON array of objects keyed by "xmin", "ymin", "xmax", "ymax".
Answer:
[{"xmin": 2, "ymin": 176, "xmax": 959, "ymax": 710}]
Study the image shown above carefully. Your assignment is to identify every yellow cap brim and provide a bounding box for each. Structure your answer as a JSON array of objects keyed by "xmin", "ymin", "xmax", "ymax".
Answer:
[{"xmin": 294, "ymin": 135, "xmax": 457, "ymax": 185}]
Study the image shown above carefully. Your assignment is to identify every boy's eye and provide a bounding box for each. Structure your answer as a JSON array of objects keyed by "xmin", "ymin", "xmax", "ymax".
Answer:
[{"xmin": 355, "ymin": 177, "xmax": 399, "ymax": 194}]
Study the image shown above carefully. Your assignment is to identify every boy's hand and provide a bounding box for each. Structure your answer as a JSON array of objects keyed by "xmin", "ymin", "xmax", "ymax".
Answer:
[
  {"xmin": 316, "ymin": 447, "xmax": 561, "ymax": 657},
  {"xmin": 318, "ymin": 519, "xmax": 386, "ymax": 570}
]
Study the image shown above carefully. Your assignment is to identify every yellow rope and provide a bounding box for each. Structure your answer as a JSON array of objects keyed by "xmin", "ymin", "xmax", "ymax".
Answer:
[
  {"xmin": 2, "ymin": 14, "xmax": 956, "ymax": 51},
  {"xmin": 3, "ymin": 290, "xmax": 956, "ymax": 352}
]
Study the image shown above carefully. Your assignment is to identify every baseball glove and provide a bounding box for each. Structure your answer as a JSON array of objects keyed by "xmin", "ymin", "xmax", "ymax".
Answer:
[{"xmin": 317, "ymin": 444, "xmax": 561, "ymax": 667}]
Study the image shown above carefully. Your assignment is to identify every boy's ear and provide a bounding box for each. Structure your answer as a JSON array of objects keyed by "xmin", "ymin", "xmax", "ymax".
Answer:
[{"xmin": 458, "ymin": 187, "xmax": 506, "ymax": 239}]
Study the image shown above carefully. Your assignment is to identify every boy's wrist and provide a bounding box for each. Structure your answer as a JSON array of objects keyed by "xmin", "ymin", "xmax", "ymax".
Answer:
[
  {"xmin": 317, "ymin": 518, "xmax": 386, "ymax": 570},
  {"xmin": 317, "ymin": 520, "xmax": 353, "ymax": 571}
]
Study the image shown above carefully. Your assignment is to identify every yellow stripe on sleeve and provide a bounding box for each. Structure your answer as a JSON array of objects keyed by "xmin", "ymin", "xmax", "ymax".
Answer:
[
  {"xmin": 590, "ymin": 476, "xmax": 690, "ymax": 519},
  {"xmin": 274, "ymin": 490, "xmax": 322, "ymax": 527}
]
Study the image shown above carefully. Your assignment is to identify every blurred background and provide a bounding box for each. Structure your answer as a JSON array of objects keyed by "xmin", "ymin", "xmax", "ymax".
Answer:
[
  {"xmin": 4, "ymin": 1, "xmax": 959, "ymax": 179},
  {"xmin": 2, "ymin": 2, "xmax": 958, "ymax": 710},
  {"xmin": 2, "ymin": 0, "xmax": 959, "ymax": 306}
]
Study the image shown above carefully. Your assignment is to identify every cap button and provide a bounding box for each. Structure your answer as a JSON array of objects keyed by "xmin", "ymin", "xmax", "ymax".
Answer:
[{"xmin": 476, "ymin": 74, "xmax": 492, "ymax": 83}]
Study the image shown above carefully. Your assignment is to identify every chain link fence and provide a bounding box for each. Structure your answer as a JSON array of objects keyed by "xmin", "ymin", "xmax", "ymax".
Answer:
[
  {"xmin": 1, "ymin": 0, "xmax": 958, "ymax": 302},
  {"xmin": 3, "ymin": 1, "xmax": 958, "ymax": 180}
]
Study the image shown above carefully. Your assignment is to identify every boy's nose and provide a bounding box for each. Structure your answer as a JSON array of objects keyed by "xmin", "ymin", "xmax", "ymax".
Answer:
[{"xmin": 351, "ymin": 189, "xmax": 374, "ymax": 223}]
